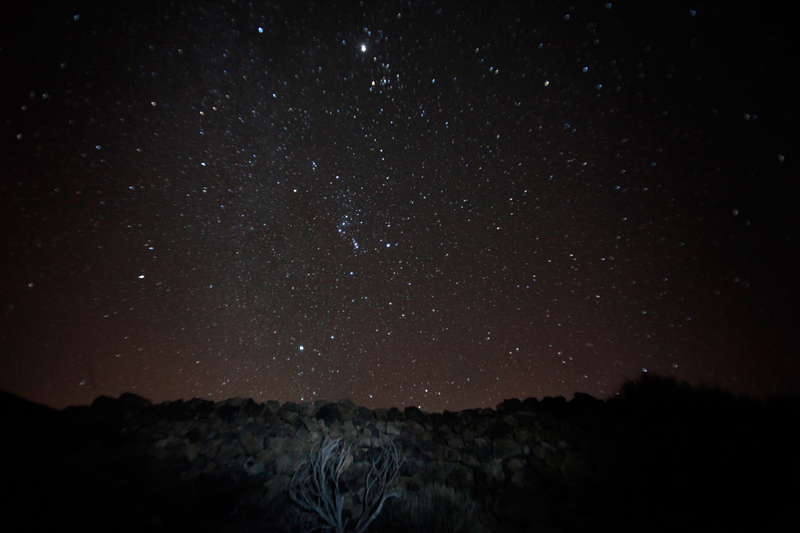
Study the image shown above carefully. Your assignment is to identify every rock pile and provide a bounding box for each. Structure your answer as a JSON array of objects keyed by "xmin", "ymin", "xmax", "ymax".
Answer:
[{"xmin": 1, "ymin": 383, "xmax": 798, "ymax": 533}]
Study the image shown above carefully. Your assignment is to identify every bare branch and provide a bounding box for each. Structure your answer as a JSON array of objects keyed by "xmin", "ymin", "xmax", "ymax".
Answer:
[
  {"xmin": 288, "ymin": 432, "xmax": 404, "ymax": 533},
  {"xmin": 288, "ymin": 438, "xmax": 351, "ymax": 532},
  {"xmin": 353, "ymin": 433, "xmax": 404, "ymax": 533}
]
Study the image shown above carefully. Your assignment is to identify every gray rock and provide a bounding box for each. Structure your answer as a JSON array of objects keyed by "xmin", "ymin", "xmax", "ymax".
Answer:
[
  {"xmin": 243, "ymin": 455, "xmax": 265, "ymax": 476},
  {"xmin": 277, "ymin": 407, "xmax": 299, "ymax": 423},
  {"xmin": 282, "ymin": 437, "xmax": 306, "ymax": 455},
  {"xmin": 238, "ymin": 430, "xmax": 265, "ymax": 455},
  {"xmin": 299, "ymin": 402, "xmax": 317, "ymax": 418},
  {"xmin": 184, "ymin": 442, "xmax": 201, "ymax": 462},
  {"xmin": 507, "ymin": 457, "xmax": 526, "ymax": 472},
  {"xmin": 282, "ymin": 401, "xmax": 301, "ymax": 412},
  {"xmin": 448, "ymin": 464, "xmax": 475, "ymax": 490},
  {"xmin": 493, "ymin": 438, "xmax": 523, "ymax": 459},
  {"xmin": 216, "ymin": 438, "xmax": 245, "ymax": 464},
  {"xmin": 503, "ymin": 414, "xmax": 520, "ymax": 428},
  {"xmin": 275, "ymin": 453, "xmax": 304, "ymax": 475},
  {"xmin": 263, "ymin": 474, "xmax": 292, "ymax": 505},
  {"xmin": 386, "ymin": 407, "xmax": 404, "ymax": 421},
  {"xmin": 404, "ymin": 405, "xmax": 429, "ymax": 426},
  {"xmin": 445, "ymin": 447, "xmax": 462, "ymax": 462},
  {"xmin": 510, "ymin": 468, "xmax": 528, "ymax": 488},
  {"xmin": 315, "ymin": 402, "xmax": 340, "ymax": 424},
  {"xmin": 402, "ymin": 420, "xmax": 428, "ymax": 441},
  {"xmin": 300, "ymin": 416, "xmax": 323, "ymax": 435},
  {"xmin": 462, "ymin": 453, "xmax": 481, "ymax": 468},
  {"xmin": 294, "ymin": 425, "xmax": 312, "ymax": 443},
  {"xmin": 343, "ymin": 459, "xmax": 370, "ymax": 486},
  {"xmin": 446, "ymin": 434, "xmax": 464, "ymax": 448},
  {"xmin": 337, "ymin": 399, "xmax": 358, "ymax": 421},
  {"xmin": 483, "ymin": 458, "xmax": 506, "ymax": 487},
  {"xmin": 474, "ymin": 436, "xmax": 491, "ymax": 449},
  {"xmin": 267, "ymin": 436, "xmax": 287, "ymax": 454}
]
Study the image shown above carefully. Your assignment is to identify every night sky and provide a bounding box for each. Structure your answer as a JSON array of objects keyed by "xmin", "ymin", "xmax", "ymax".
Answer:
[{"xmin": 2, "ymin": 1, "xmax": 798, "ymax": 412}]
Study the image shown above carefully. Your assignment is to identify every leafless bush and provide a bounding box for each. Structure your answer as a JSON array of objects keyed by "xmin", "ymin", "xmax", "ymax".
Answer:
[{"xmin": 288, "ymin": 433, "xmax": 403, "ymax": 533}]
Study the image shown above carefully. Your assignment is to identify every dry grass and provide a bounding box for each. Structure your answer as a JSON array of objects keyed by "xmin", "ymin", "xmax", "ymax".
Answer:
[{"xmin": 370, "ymin": 483, "xmax": 486, "ymax": 533}]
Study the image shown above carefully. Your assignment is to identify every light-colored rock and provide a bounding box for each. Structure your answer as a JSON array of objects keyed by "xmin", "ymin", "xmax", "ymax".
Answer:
[
  {"xmin": 217, "ymin": 439, "xmax": 245, "ymax": 463},
  {"xmin": 474, "ymin": 436, "xmax": 491, "ymax": 449},
  {"xmin": 384, "ymin": 421, "xmax": 402, "ymax": 437},
  {"xmin": 277, "ymin": 408, "xmax": 299, "ymax": 423},
  {"xmin": 295, "ymin": 426, "xmax": 312, "ymax": 443},
  {"xmin": 244, "ymin": 455, "xmax": 265, "ymax": 475},
  {"xmin": 283, "ymin": 437, "xmax": 306, "ymax": 454},
  {"xmin": 484, "ymin": 458, "xmax": 506, "ymax": 486},
  {"xmin": 503, "ymin": 414, "xmax": 520, "ymax": 428},
  {"xmin": 338, "ymin": 399, "xmax": 358, "ymax": 421},
  {"xmin": 462, "ymin": 453, "xmax": 481, "ymax": 468},
  {"xmin": 493, "ymin": 438, "xmax": 523, "ymax": 459},
  {"xmin": 299, "ymin": 402, "xmax": 317, "ymax": 418},
  {"xmin": 446, "ymin": 434, "xmax": 464, "ymax": 448},
  {"xmin": 262, "ymin": 474, "xmax": 292, "ymax": 505},
  {"xmin": 268, "ymin": 436, "xmax": 287, "ymax": 454},
  {"xmin": 461, "ymin": 426, "xmax": 477, "ymax": 443},
  {"xmin": 275, "ymin": 453, "xmax": 303, "ymax": 475},
  {"xmin": 202, "ymin": 436, "xmax": 226, "ymax": 457},
  {"xmin": 300, "ymin": 416, "xmax": 322, "ymax": 434},
  {"xmin": 448, "ymin": 464, "xmax": 475, "ymax": 489},
  {"xmin": 238, "ymin": 431, "xmax": 264, "ymax": 455},
  {"xmin": 507, "ymin": 457, "xmax": 526, "ymax": 472},
  {"xmin": 184, "ymin": 443, "xmax": 201, "ymax": 462}
]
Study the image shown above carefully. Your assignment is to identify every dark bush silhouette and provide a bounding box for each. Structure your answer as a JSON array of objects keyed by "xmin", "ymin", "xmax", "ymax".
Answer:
[{"xmin": 605, "ymin": 372, "xmax": 799, "ymax": 533}]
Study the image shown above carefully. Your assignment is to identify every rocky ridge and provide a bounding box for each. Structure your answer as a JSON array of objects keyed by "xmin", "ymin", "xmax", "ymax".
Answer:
[{"xmin": 1, "ymin": 381, "xmax": 798, "ymax": 532}]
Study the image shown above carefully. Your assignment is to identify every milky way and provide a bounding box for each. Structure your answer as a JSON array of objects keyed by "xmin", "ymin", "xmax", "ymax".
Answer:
[{"xmin": 1, "ymin": 1, "xmax": 797, "ymax": 411}]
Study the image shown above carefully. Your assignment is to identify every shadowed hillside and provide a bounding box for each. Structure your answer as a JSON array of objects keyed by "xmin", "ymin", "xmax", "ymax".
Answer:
[{"xmin": 1, "ymin": 375, "xmax": 798, "ymax": 533}]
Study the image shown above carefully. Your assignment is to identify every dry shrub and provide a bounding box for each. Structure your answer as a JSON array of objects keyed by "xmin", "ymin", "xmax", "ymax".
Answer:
[{"xmin": 372, "ymin": 483, "xmax": 485, "ymax": 533}]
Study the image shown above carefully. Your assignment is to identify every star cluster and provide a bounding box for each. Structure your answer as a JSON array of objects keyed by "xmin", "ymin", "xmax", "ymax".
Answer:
[{"xmin": 1, "ymin": 1, "xmax": 797, "ymax": 411}]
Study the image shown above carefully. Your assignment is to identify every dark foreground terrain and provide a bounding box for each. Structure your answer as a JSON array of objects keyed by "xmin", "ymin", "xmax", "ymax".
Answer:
[{"xmin": 1, "ymin": 375, "xmax": 798, "ymax": 533}]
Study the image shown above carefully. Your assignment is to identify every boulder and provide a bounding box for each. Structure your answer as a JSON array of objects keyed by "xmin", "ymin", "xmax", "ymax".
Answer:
[
  {"xmin": 337, "ymin": 399, "xmax": 358, "ymax": 421},
  {"xmin": 448, "ymin": 464, "xmax": 475, "ymax": 490},
  {"xmin": 238, "ymin": 429, "xmax": 265, "ymax": 455},
  {"xmin": 493, "ymin": 438, "xmax": 523, "ymax": 459},
  {"xmin": 315, "ymin": 402, "xmax": 340, "ymax": 424}
]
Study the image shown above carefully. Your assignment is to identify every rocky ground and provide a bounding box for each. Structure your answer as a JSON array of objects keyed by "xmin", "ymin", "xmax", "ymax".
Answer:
[{"xmin": 1, "ymin": 376, "xmax": 798, "ymax": 532}]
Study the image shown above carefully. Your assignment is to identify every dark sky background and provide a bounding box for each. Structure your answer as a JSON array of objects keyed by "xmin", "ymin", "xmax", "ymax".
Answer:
[{"xmin": 1, "ymin": 0, "xmax": 798, "ymax": 412}]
